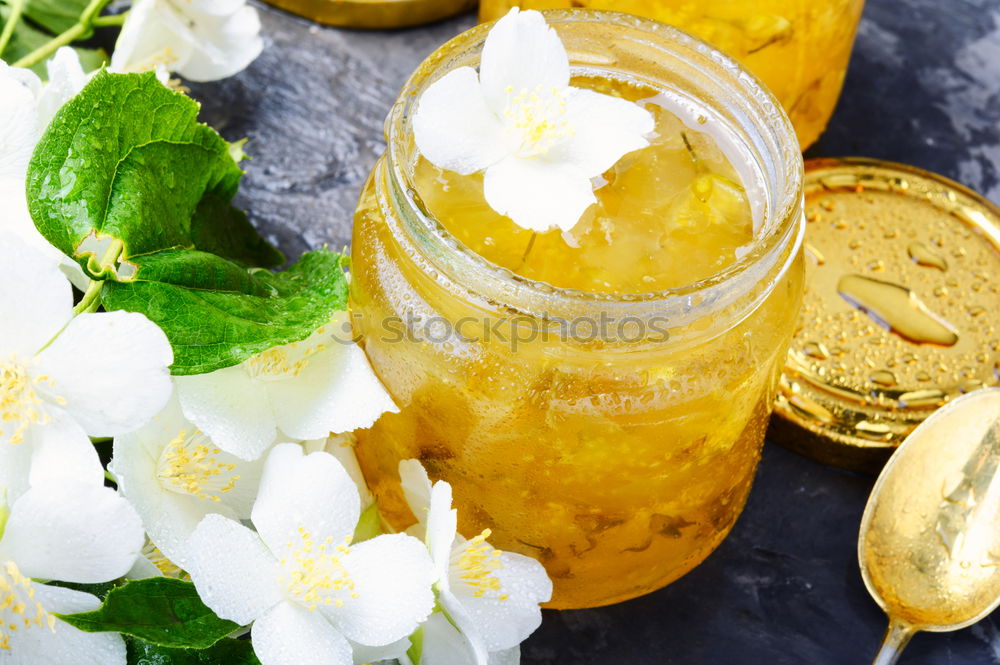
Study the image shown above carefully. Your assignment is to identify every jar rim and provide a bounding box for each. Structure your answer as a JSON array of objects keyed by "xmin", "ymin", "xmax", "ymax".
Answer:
[{"xmin": 384, "ymin": 8, "xmax": 804, "ymax": 320}]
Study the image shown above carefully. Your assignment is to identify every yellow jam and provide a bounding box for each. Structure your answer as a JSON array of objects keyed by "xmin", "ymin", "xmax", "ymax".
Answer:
[
  {"xmin": 479, "ymin": 0, "xmax": 865, "ymax": 149},
  {"xmin": 350, "ymin": 15, "xmax": 805, "ymax": 609}
]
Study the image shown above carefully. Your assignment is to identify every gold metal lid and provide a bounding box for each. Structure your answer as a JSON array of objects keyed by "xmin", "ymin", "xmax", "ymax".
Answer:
[
  {"xmin": 262, "ymin": 0, "xmax": 475, "ymax": 29},
  {"xmin": 770, "ymin": 158, "xmax": 1000, "ymax": 473}
]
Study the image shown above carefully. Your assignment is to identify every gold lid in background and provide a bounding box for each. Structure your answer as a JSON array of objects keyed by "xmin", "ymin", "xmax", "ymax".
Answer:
[
  {"xmin": 770, "ymin": 158, "xmax": 1000, "ymax": 473},
  {"xmin": 262, "ymin": 0, "xmax": 475, "ymax": 29}
]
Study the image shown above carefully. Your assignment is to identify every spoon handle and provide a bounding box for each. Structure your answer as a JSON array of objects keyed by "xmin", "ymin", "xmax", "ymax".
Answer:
[{"xmin": 870, "ymin": 620, "xmax": 917, "ymax": 665}]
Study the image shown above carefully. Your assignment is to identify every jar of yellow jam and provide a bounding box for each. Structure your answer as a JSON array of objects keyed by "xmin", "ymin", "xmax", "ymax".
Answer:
[
  {"xmin": 480, "ymin": 0, "xmax": 865, "ymax": 149},
  {"xmin": 351, "ymin": 10, "xmax": 805, "ymax": 608}
]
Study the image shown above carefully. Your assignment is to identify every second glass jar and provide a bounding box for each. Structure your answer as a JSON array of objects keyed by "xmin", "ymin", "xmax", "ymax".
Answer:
[{"xmin": 480, "ymin": 0, "xmax": 865, "ymax": 149}]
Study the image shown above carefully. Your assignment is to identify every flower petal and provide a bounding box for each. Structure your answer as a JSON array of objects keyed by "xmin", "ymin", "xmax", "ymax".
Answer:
[
  {"xmin": 0, "ymin": 483, "xmax": 143, "ymax": 583},
  {"xmin": 3, "ymin": 585, "xmax": 127, "ymax": 665},
  {"xmin": 0, "ymin": 65, "xmax": 41, "ymax": 181},
  {"xmin": 0, "ymin": 232, "xmax": 72, "ymax": 356},
  {"xmin": 179, "ymin": 5, "xmax": 264, "ymax": 82},
  {"xmin": 489, "ymin": 646, "xmax": 521, "ymax": 665},
  {"xmin": 251, "ymin": 443, "xmax": 360, "ymax": 554},
  {"xmin": 112, "ymin": 395, "xmax": 264, "ymax": 566},
  {"xmin": 317, "ymin": 433, "xmax": 374, "ymax": 508},
  {"xmin": 27, "ymin": 407, "xmax": 105, "ymax": 489},
  {"xmin": 126, "ymin": 553, "xmax": 165, "ymax": 580},
  {"xmin": 36, "ymin": 48, "xmax": 87, "ymax": 129},
  {"xmin": 186, "ymin": 513, "xmax": 284, "ymax": 625},
  {"xmin": 322, "ymin": 533, "xmax": 435, "ymax": 647},
  {"xmin": 426, "ymin": 481, "xmax": 457, "ymax": 586},
  {"xmin": 548, "ymin": 87, "xmax": 654, "ymax": 177},
  {"xmin": 0, "ymin": 179, "xmax": 86, "ymax": 289},
  {"xmin": 413, "ymin": 66, "xmax": 510, "ymax": 175},
  {"xmin": 0, "ymin": 435, "xmax": 32, "ymax": 501},
  {"xmin": 109, "ymin": 0, "xmax": 196, "ymax": 76},
  {"xmin": 483, "ymin": 156, "xmax": 595, "ymax": 232},
  {"xmin": 251, "ymin": 600, "xmax": 352, "ymax": 665},
  {"xmin": 438, "ymin": 590, "xmax": 489, "ymax": 665},
  {"xmin": 450, "ymin": 549, "xmax": 552, "ymax": 651},
  {"xmin": 35, "ymin": 311, "xmax": 173, "ymax": 437},
  {"xmin": 350, "ymin": 636, "xmax": 411, "ymax": 665},
  {"xmin": 399, "ymin": 458, "xmax": 433, "ymax": 525},
  {"xmin": 418, "ymin": 611, "xmax": 484, "ymax": 665},
  {"xmin": 479, "ymin": 9, "xmax": 570, "ymax": 111},
  {"xmin": 267, "ymin": 328, "xmax": 398, "ymax": 440},
  {"xmin": 176, "ymin": 366, "xmax": 276, "ymax": 460}
]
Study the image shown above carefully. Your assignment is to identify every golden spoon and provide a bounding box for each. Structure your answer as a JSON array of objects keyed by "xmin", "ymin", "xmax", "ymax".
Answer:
[{"xmin": 859, "ymin": 387, "xmax": 1000, "ymax": 664}]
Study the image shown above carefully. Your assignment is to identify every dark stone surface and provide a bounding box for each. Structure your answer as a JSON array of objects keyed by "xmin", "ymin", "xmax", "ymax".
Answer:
[{"xmin": 189, "ymin": 1, "xmax": 1000, "ymax": 662}]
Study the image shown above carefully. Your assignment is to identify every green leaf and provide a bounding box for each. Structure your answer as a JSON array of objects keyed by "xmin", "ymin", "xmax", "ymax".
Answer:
[
  {"xmin": 56, "ymin": 578, "xmax": 239, "ymax": 649},
  {"xmin": 0, "ymin": 7, "xmax": 107, "ymax": 75},
  {"xmin": 46, "ymin": 580, "xmax": 120, "ymax": 601},
  {"xmin": 102, "ymin": 249, "xmax": 349, "ymax": 375},
  {"xmin": 23, "ymin": 0, "xmax": 89, "ymax": 35},
  {"xmin": 27, "ymin": 70, "xmax": 283, "ymax": 277},
  {"xmin": 126, "ymin": 637, "xmax": 261, "ymax": 665}
]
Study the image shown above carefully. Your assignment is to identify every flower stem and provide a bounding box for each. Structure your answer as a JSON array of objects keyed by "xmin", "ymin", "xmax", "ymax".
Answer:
[
  {"xmin": 92, "ymin": 11, "xmax": 127, "ymax": 27},
  {"xmin": 0, "ymin": 0, "xmax": 26, "ymax": 57},
  {"xmin": 72, "ymin": 238, "xmax": 124, "ymax": 315},
  {"xmin": 11, "ymin": 0, "xmax": 114, "ymax": 68},
  {"xmin": 72, "ymin": 279, "xmax": 104, "ymax": 315}
]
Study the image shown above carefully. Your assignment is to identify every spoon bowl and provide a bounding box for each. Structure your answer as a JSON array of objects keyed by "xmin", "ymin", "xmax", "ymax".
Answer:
[{"xmin": 858, "ymin": 387, "xmax": 1000, "ymax": 664}]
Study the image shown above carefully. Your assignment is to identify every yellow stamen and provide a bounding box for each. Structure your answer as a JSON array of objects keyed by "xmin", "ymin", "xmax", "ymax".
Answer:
[
  {"xmin": 0, "ymin": 561, "xmax": 56, "ymax": 651},
  {"xmin": 502, "ymin": 85, "xmax": 575, "ymax": 158},
  {"xmin": 0, "ymin": 356, "xmax": 52, "ymax": 445},
  {"xmin": 245, "ymin": 338, "xmax": 327, "ymax": 380},
  {"xmin": 279, "ymin": 529, "xmax": 356, "ymax": 611},
  {"xmin": 455, "ymin": 529, "xmax": 506, "ymax": 599},
  {"xmin": 156, "ymin": 430, "xmax": 240, "ymax": 502}
]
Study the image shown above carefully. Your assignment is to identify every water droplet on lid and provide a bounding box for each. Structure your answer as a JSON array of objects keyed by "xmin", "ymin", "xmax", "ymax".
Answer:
[
  {"xmin": 934, "ymin": 286, "xmax": 949, "ymax": 298},
  {"xmin": 916, "ymin": 371, "xmax": 932, "ymax": 382},
  {"xmin": 898, "ymin": 389, "xmax": 946, "ymax": 408},
  {"xmin": 849, "ymin": 239, "xmax": 862, "ymax": 250},
  {"xmin": 869, "ymin": 370, "xmax": 897, "ymax": 387},
  {"xmin": 838, "ymin": 274, "xmax": 960, "ymax": 346},
  {"xmin": 866, "ymin": 260, "xmax": 886, "ymax": 272},
  {"xmin": 907, "ymin": 242, "xmax": 948, "ymax": 270},
  {"xmin": 803, "ymin": 341, "xmax": 830, "ymax": 359}
]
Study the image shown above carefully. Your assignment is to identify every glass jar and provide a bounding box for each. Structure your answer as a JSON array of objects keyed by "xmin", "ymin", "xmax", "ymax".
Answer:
[
  {"xmin": 262, "ymin": 0, "xmax": 476, "ymax": 28},
  {"xmin": 350, "ymin": 10, "xmax": 805, "ymax": 609},
  {"xmin": 480, "ymin": 0, "xmax": 865, "ymax": 149}
]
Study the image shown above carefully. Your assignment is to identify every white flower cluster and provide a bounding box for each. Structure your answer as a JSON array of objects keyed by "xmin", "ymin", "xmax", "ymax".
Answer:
[{"xmin": 1, "ymin": 8, "xmax": 552, "ymax": 664}]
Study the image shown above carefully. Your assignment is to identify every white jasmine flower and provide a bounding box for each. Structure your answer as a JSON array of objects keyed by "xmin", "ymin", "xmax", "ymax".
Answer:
[
  {"xmin": 412, "ymin": 8, "xmax": 654, "ymax": 233},
  {"xmin": 0, "ymin": 235, "xmax": 173, "ymax": 501},
  {"xmin": 0, "ymin": 49, "xmax": 89, "ymax": 287},
  {"xmin": 399, "ymin": 460, "xmax": 552, "ymax": 665},
  {"xmin": 0, "ymin": 481, "xmax": 144, "ymax": 663},
  {"xmin": 186, "ymin": 444, "xmax": 436, "ymax": 665},
  {"xmin": 111, "ymin": 395, "xmax": 266, "ymax": 568},
  {"xmin": 174, "ymin": 314, "xmax": 398, "ymax": 461},
  {"xmin": 111, "ymin": 0, "xmax": 264, "ymax": 82}
]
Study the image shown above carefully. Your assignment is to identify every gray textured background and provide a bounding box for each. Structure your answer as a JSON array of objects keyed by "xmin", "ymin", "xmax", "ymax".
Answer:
[{"xmin": 189, "ymin": 1, "xmax": 1000, "ymax": 662}]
